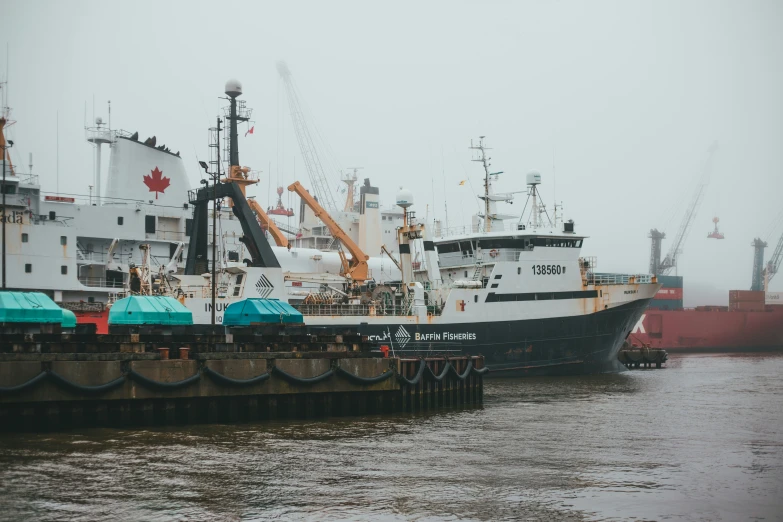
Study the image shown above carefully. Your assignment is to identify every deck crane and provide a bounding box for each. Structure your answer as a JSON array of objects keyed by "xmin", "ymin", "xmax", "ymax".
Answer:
[
  {"xmin": 223, "ymin": 165, "xmax": 290, "ymax": 248},
  {"xmin": 649, "ymin": 142, "xmax": 718, "ymax": 276},
  {"xmin": 277, "ymin": 61, "xmax": 339, "ymax": 213},
  {"xmin": 288, "ymin": 181, "xmax": 369, "ymax": 281}
]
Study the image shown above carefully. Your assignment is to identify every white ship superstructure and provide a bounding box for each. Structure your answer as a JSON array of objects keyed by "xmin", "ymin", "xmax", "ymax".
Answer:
[{"xmin": 0, "ymin": 100, "xmax": 399, "ymax": 321}]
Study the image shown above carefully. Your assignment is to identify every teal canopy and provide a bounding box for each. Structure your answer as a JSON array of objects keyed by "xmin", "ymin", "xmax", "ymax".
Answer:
[
  {"xmin": 109, "ymin": 296, "xmax": 193, "ymax": 325},
  {"xmin": 61, "ymin": 309, "xmax": 77, "ymax": 328},
  {"xmin": 0, "ymin": 291, "xmax": 66, "ymax": 324},
  {"xmin": 223, "ymin": 298, "xmax": 303, "ymax": 326}
]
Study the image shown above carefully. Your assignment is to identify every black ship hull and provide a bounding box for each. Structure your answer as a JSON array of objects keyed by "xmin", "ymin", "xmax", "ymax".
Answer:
[{"xmin": 358, "ymin": 299, "xmax": 652, "ymax": 377}]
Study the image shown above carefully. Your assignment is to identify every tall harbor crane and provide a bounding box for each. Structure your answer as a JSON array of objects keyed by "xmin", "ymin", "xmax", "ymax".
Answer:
[
  {"xmin": 750, "ymin": 238, "xmax": 767, "ymax": 292},
  {"xmin": 277, "ymin": 61, "xmax": 339, "ymax": 213},
  {"xmin": 752, "ymin": 228, "xmax": 783, "ymax": 291},
  {"xmin": 649, "ymin": 142, "xmax": 718, "ymax": 276},
  {"xmin": 765, "ymin": 231, "xmax": 783, "ymax": 290},
  {"xmin": 288, "ymin": 181, "xmax": 369, "ymax": 281}
]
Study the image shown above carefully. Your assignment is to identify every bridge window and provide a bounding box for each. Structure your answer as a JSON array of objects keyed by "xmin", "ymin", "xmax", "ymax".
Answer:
[
  {"xmin": 61, "ymin": 265, "xmax": 67, "ymax": 275},
  {"xmin": 436, "ymin": 242, "xmax": 460, "ymax": 254},
  {"xmin": 60, "ymin": 236, "xmax": 67, "ymax": 246},
  {"xmin": 118, "ymin": 216, "xmax": 124, "ymax": 226},
  {"xmin": 25, "ymin": 264, "xmax": 31, "ymax": 273},
  {"xmin": 21, "ymin": 233, "xmax": 28, "ymax": 243},
  {"xmin": 532, "ymin": 237, "xmax": 583, "ymax": 247}
]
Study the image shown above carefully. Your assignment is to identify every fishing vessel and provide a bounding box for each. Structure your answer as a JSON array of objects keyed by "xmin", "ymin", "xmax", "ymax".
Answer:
[{"xmin": 0, "ymin": 80, "xmax": 660, "ymax": 375}]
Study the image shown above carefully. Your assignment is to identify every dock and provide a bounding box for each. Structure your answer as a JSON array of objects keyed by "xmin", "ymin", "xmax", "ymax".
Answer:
[{"xmin": 0, "ymin": 331, "xmax": 485, "ymax": 432}]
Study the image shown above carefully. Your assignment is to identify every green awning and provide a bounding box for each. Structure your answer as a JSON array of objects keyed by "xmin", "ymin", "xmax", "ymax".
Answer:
[
  {"xmin": 223, "ymin": 298, "xmax": 303, "ymax": 326},
  {"xmin": 108, "ymin": 296, "xmax": 193, "ymax": 325},
  {"xmin": 0, "ymin": 291, "xmax": 66, "ymax": 324}
]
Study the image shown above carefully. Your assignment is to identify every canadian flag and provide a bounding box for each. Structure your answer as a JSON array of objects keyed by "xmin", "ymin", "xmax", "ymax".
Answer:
[{"xmin": 245, "ymin": 126, "xmax": 254, "ymax": 137}]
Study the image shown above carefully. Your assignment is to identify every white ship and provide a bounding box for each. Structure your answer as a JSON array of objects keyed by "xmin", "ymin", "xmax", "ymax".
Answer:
[{"xmin": 0, "ymin": 80, "xmax": 659, "ymax": 375}]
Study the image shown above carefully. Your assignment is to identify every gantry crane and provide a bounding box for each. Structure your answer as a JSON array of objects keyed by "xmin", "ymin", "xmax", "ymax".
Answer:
[
  {"xmin": 288, "ymin": 181, "xmax": 369, "ymax": 281},
  {"xmin": 649, "ymin": 142, "xmax": 718, "ymax": 276},
  {"xmin": 277, "ymin": 61, "xmax": 339, "ymax": 213}
]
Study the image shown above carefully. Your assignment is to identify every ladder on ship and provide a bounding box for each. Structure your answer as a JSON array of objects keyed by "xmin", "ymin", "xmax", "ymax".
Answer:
[{"xmin": 471, "ymin": 260, "xmax": 483, "ymax": 281}]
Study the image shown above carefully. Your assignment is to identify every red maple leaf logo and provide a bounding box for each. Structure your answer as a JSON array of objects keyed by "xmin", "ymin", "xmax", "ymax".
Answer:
[{"xmin": 143, "ymin": 167, "xmax": 171, "ymax": 199}]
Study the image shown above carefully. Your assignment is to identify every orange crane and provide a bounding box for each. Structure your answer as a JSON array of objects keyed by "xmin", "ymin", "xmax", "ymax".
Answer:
[
  {"xmin": 223, "ymin": 165, "xmax": 289, "ymax": 248},
  {"xmin": 247, "ymin": 198, "xmax": 289, "ymax": 248},
  {"xmin": 288, "ymin": 181, "xmax": 369, "ymax": 281}
]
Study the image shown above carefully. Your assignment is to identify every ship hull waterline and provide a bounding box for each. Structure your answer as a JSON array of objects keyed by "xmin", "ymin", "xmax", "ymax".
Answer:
[{"xmin": 76, "ymin": 298, "xmax": 651, "ymax": 376}]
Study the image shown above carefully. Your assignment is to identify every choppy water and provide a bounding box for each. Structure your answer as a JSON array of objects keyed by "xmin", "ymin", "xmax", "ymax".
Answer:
[{"xmin": 1, "ymin": 353, "xmax": 781, "ymax": 521}]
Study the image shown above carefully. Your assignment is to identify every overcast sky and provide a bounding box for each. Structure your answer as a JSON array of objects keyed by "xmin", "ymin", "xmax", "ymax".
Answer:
[{"xmin": 3, "ymin": 0, "xmax": 782, "ymax": 300}]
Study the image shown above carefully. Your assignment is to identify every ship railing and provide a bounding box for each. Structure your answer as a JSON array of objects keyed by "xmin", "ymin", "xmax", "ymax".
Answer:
[
  {"xmin": 59, "ymin": 301, "xmax": 106, "ymax": 312},
  {"xmin": 438, "ymin": 252, "xmax": 478, "ymax": 268},
  {"xmin": 85, "ymin": 127, "xmax": 115, "ymax": 144},
  {"xmin": 16, "ymin": 173, "xmax": 39, "ymax": 185},
  {"xmin": 585, "ymin": 272, "xmax": 655, "ymax": 286},
  {"xmin": 436, "ymin": 222, "xmax": 533, "ymax": 238},
  {"xmin": 1, "ymin": 193, "xmax": 31, "ymax": 208},
  {"xmin": 480, "ymin": 249, "xmax": 523, "ymax": 263},
  {"xmin": 294, "ymin": 303, "xmax": 440, "ymax": 317},
  {"xmin": 78, "ymin": 277, "xmax": 125, "ymax": 288},
  {"xmin": 438, "ymin": 249, "xmax": 523, "ymax": 268}
]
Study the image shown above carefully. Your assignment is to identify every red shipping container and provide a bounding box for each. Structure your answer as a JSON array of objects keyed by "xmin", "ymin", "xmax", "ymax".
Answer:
[
  {"xmin": 655, "ymin": 287, "xmax": 683, "ymax": 300},
  {"xmin": 729, "ymin": 302, "xmax": 766, "ymax": 312},
  {"xmin": 729, "ymin": 290, "xmax": 765, "ymax": 304}
]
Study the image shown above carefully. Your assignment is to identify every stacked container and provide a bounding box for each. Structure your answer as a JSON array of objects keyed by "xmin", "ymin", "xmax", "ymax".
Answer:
[
  {"xmin": 649, "ymin": 275, "xmax": 684, "ymax": 310},
  {"xmin": 728, "ymin": 290, "xmax": 765, "ymax": 312}
]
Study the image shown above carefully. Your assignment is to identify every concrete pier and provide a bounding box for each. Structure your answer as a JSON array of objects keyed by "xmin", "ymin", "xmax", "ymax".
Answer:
[{"xmin": 0, "ymin": 352, "xmax": 485, "ymax": 431}]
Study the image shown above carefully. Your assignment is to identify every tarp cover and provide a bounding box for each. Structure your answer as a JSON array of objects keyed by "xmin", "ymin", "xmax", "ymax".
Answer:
[
  {"xmin": 223, "ymin": 298, "xmax": 303, "ymax": 326},
  {"xmin": 61, "ymin": 309, "xmax": 78, "ymax": 328},
  {"xmin": 0, "ymin": 291, "xmax": 65, "ymax": 324},
  {"xmin": 109, "ymin": 296, "xmax": 193, "ymax": 325}
]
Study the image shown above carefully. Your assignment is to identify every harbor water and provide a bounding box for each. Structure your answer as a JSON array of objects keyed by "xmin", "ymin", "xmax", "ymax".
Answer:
[{"xmin": 1, "ymin": 353, "xmax": 781, "ymax": 521}]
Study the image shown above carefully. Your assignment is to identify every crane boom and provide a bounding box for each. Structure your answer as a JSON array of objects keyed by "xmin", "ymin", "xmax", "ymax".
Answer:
[
  {"xmin": 247, "ymin": 198, "xmax": 289, "ymax": 248},
  {"xmin": 656, "ymin": 142, "xmax": 718, "ymax": 275},
  {"xmin": 381, "ymin": 244, "xmax": 402, "ymax": 272},
  {"xmin": 288, "ymin": 181, "xmax": 369, "ymax": 281},
  {"xmin": 277, "ymin": 62, "xmax": 339, "ymax": 212},
  {"xmin": 765, "ymin": 230, "xmax": 783, "ymax": 289}
]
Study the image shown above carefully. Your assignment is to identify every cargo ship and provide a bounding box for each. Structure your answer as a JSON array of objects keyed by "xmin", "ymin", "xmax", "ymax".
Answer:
[
  {"xmin": 630, "ymin": 279, "xmax": 783, "ymax": 352},
  {"xmin": 632, "ymin": 142, "xmax": 783, "ymax": 353}
]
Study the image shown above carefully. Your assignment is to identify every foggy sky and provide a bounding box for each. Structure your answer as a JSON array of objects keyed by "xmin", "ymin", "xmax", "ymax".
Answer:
[{"xmin": 3, "ymin": 0, "xmax": 782, "ymax": 300}]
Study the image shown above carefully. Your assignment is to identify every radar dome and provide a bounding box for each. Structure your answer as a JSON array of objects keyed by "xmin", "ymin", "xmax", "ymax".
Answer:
[
  {"xmin": 526, "ymin": 171, "xmax": 542, "ymax": 186},
  {"xmin": 95, "ymin": 116, "xmax": 103, "ymax": 125},
  {"xmin": 396, "ymin": 187, "xmax": 414, "ymax": 209},
  {"xmin": 225, "ymin": 79, "xmax": 243, "ymax": 98}
]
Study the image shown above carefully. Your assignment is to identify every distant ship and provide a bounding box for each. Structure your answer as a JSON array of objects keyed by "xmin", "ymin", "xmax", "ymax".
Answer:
[
  {"xmin": 633, "ymin": 144, "xmax": 783, "ymax": 353},
  {"xmin": 630, "ymin": 278, "xmax": 783, "ymax": 352}
]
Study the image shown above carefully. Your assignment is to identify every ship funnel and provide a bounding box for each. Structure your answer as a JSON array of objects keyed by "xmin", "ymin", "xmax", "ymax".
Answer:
[{"xmin": 225, "ymin": 79, "xmax": 243, "ymax": 98}]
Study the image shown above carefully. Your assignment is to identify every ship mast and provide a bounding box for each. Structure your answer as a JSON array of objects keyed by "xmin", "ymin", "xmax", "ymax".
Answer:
[{"xmin": 470, "ymin": 137, "xmax": 492, "ymax": 232}]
